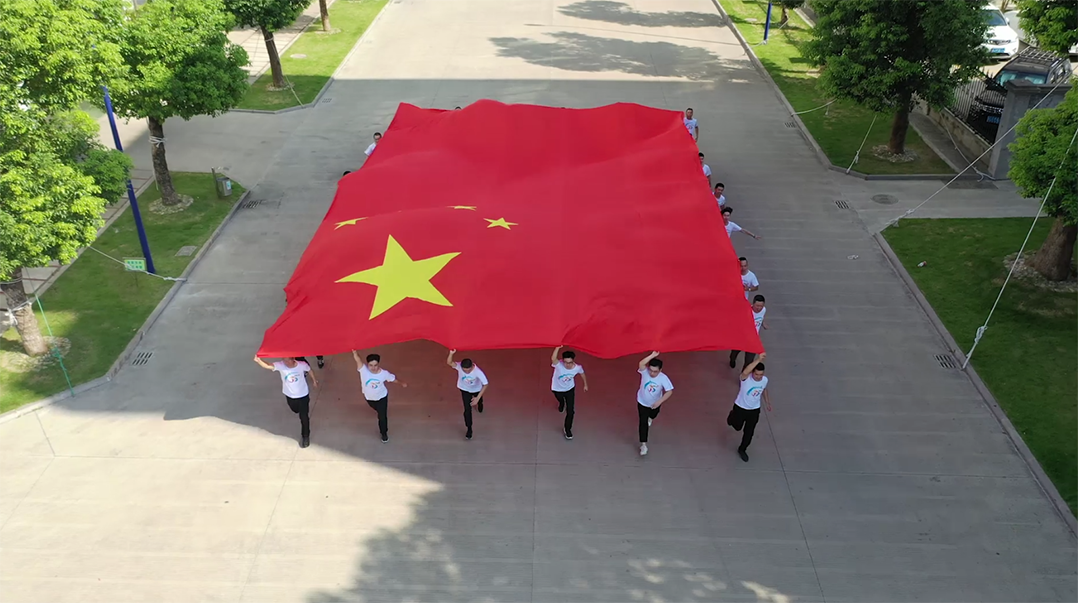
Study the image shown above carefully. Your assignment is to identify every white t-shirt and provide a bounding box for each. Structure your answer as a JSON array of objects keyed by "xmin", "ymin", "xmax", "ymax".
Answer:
[
  {"xmin": 637, "ymin": 367, "xmax": 674, "ymax": 407},
  {"xmin": 455, "ymin": 364, "xmax": 489, "ymax": 393},
  {"xmin": 735, "ymin": 375, "xmax": 768, "ymax": 410},
  {"xmin": 364, "ymin": 142, "xmax": 377, "ymax": 157},
  {"xmin": 725, "ymin": 220, "xmax": 742, "ymax": 236},
  {"xmin": 702, "ymin": 164, "xmax": 712, "ymax": 178},
  {"xmin": 551, "ymin": 361, "xmax": 585, "ymax": 392},
  {"xmin": 741, "ymin": 270, "xmax": 759, "ymax": 299},
  {"xmin": 273, "ymin": 361, "xmax": 310, "ymax": 398},
  {"xmin": 684, "ymin": 117, "xmax": 698, "ymax": 138},
  {"xmin": 753, "ymin": 307, "xmax": 767, "ymax": 333},
  {"xmin": 359, "ymin": 365, "xmax": 395, "ymax": 400},
  {"xmin": 715, "ymin": 194, "xmax": 726, "ymax": 207}
]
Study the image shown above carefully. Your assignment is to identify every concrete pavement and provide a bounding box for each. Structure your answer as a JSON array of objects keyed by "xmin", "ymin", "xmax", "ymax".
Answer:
[{"xmin": 1, "ymin": 1, "xmax": 1074, "ymax": 602}]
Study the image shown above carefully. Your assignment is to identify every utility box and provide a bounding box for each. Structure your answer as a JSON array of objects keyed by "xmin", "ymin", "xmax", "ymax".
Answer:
[{"xmin": 212, "ymin": 168, "xmax": 233, "ymax": 198}]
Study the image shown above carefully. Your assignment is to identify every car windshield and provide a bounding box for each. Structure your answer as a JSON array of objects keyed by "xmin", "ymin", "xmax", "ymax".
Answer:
[
  {"xmin": 998, "ymin": 70, "xmax": 1048, "ymax": 85},
  {"xmin": 982, "ymin": 9, "xmax": 1008, "ymax": 27}
]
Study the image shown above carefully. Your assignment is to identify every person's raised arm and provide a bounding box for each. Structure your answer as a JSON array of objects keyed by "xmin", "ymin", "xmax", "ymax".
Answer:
[
  {"xmin": 351, "ymin": 350, "xmax": 363, "ymax": 370},
  {"xmin": 447, "ymin": 349, "xmax": 457, "ymax": 368},
  {"xmin": 253, "ymin": 356, "xmax": 274, "ymax": 370},
  {"xmin": 638, "ymin": 351, "xmax": 660, "ymax": 371},
  {"xmin": 740, "ymin": 352, "xmax": 766, "ymax": 381},
  {"xmin": 551, "ymin": 346, "xmax": 561, "ymax": 365}
]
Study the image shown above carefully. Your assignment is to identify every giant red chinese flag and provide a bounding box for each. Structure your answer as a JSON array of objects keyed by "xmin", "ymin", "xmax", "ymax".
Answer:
[{"xmin": 258, "ymin": 101, "xmax": 762, "ymax": 358}]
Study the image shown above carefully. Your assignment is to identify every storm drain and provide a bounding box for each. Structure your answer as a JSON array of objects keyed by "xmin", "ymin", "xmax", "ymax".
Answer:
[
  {"xmin": 784, "ymin": 121, "xmax": 796, "ymax": 128},
  {"xmin": 240, "ymin": 198, "xmax": 264, "ymax": 209},
  {"xmin": 132, "ymin": 351, "xmax": 154, "ymax": 367},
  {"xmin": 834, "ymin": 199, "xmax": 850, "ymax": 209},
  {"xmin": 935, "ymin": 353, "xmax": 959, "ymax": 369}
]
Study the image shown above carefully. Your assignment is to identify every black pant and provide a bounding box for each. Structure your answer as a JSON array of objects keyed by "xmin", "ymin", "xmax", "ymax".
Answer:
[
  {"xmin": 296, "ymin": 356, "xmax": 323, "ymax": 365},
  {"xmin": 727, "ymin": 404, "xmax": 761, "ymax": 452},
  {"xmin": 366, "ymin": 396, "xmax": 389, "ymax": 437},
  {"xmin": 553, "ymin": 388, "xmax": 576, "ymax": 432},
  {"xmin": 637, "ymin": 403, "xmax": 661, "ymax": 443},
  {"xmin": 730, "ymin": 350, "xmax": 756, "ymax": 370},
  {"xmin": 459, "ymin": 389, "xmax": 481, "ymax": 429},
  {"xmin": 286, "ymin": 395, "xmax": 311, "ymax": 437}
]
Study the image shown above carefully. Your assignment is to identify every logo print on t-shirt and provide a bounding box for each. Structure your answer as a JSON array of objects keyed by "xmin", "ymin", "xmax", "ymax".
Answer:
[
  {"xmin": 462, "ymin": 375, "xmax": 478, "ymax": 386},
  {"xmin": 746, "ymin": 386, "xmax": 763, "ymax": 398},
  {"xmin": 365, "ymin": 378, "xmax": 383, "ymax": 390},
  {"xmin": 644, "ymin": 381, "xmax": 661, "ymax": 394},
  {"xmin": 285, "ymin": 373, "xmax": 300, "ymax": 383},
  {"xmin": 558, "ymin": 374, "xmax": 574, "ymax": 384}
]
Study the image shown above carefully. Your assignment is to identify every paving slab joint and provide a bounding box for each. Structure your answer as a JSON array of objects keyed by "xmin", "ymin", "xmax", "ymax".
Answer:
[{"xmin": 873, "ymin": 231, "xmax": 1077, "ymax": 536}]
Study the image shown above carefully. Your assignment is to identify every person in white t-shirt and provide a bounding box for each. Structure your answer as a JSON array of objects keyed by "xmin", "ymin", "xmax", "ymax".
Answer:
[
  {"xmin": 683, "ymin": 108, "xmax": 698, "ymax": 141},
  {"xmin": 550, "ymin": 346, "xmax": 589, "ymax": 440},
  {"xmin": 352, "ymin": 350, "xmax": 406, "ymax": 442},
  {"xmin": 739, "ymin": 257, "xmax": 759, "ymax": 301},
  {"xmin": 447, "ymin": 349, "xmax": 489, "ymax": 440},
  {"xmin": 722, "ymin": 206, "xmax": 760, "ymax": 241},
  {"xmin": 714, "ymin": 182, "xmax": 726, "ymax": 207},
  {"xmin": 635, "ymin": 351, "xmax": 674, "ymax": 456},
  {"xmin": 731, "ymin": 294, "xmax": 768, "ymax": 369},
  {"xmin": 727, "ymin": 352, "xmax": 770, "ymax": 462},
  {"xmin": 253, "ymin": 355, "xmax": 319, "ymax": 448},
  {"xmin": 698, "ymin": 152, "xmax": 712, "ymax": 188},
  {"xmin": 364, "ymin": 132, "xmax": 382, "ymax": 157}
]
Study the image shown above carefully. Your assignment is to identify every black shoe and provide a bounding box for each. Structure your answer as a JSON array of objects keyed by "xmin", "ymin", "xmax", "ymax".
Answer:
[
  {"xmin": 300, "ymin": 435, "xmax": 310, "ymax": 448},
  {"xmin": 558, "ymin": 403, "xmax": 565, "ymax": 413},
  {"xmin": 729, "ymin": 357, "xmax": 737, "ymax": 368},
  {"xmin": 738, "ymin": 449, "xmax": 749, "ymax": 462},
  {"xmin": 564, "ymin": 429, "xmax": 573, "ymax": 440},
  {"xmin": 466, "ymin": 428, "xmax": 473, "ymax": 440},
  {"xmin": 381, "ymin": 433, "xmax": 389, "ymax": 443},
  {"xmin": 317, "ymin": 359, "xmax": 325, "ymax": 369},
  {"xmin": 477, "ymin": 400, "xmax": 484, "ymax": 413}
]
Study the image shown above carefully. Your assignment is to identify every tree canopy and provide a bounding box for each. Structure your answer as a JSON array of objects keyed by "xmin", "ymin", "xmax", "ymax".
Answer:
[
  {"xmin": 224, "ymin": 0, "xmax": 309, "ymax": 32},
  {"xmin": 1016, "ymin": 0, "xmax": 1078, "ymax": 55}
]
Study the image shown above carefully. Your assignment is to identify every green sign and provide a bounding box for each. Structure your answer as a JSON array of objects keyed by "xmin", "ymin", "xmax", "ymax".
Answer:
[{"xmin": 124, "ymin": 257, "xmax": 147, "ymax": 272}]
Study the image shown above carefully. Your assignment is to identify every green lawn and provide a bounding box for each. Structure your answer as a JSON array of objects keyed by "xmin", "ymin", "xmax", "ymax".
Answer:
[
  {"xmin": 884, "ymin": 219, "xmax": 1077, "ymax": 516},
  {"xmin": 0, "ymin": 173, "xmax": 245, "ymax": 412},
  {"xmin": 236, "ymin": 0, "xmax": 388, "ymax": 111},
  {"xmin": 721, "ymin": 0, "xmax": 954, "ymax": 175}
]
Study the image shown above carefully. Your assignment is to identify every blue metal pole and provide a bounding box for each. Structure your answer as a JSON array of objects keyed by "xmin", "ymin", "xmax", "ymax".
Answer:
[
  {"xmin": 102, "ymin": 85, "xmax": 155, "ymax": 274},
  {"xmin": 763, "ymin": 2, "xmax": 773, "ymax": 44}
]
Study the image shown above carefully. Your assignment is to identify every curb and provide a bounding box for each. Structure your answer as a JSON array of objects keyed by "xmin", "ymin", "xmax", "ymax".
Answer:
[
  {"xmin": 0, "ymin": 189, "xmax": 252, "ymax": 425},
  {"xmin": 713, "ymin": 0, "xmax": 959, "ymax": 183},
  {"xmin": 873, "ymin": 231, "xmax": 1077, "ymax": 536},
  {"xmin": 229, "ymin": 0, "xmax": 392, "ymax": 116}
]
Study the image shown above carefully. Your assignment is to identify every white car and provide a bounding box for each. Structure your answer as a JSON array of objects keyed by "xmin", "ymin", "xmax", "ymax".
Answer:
[{"xmin": 981, "ymin": 4, "xmax": 1020, "ymax": 59}]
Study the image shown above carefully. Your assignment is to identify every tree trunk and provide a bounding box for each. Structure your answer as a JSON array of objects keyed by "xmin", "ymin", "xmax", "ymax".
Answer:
[
  {"xmin": 780, "ymin": 6, "xmax": 789, "ymax": 24},
  {"xmin": 1031, "ymin": 218, "xmax": 1077, "ymax": 281},
  {"xmin": 0, "ymin": 269, "xmax": 49, "ymax": 357},
  {"xmin": 888, "ymin": 103, "xmax": 910, "ymax": 155},
  {"xmin": 147, "ymin": 116, "xmax": 179, "ymax": 206},
  {"xmin": 319, "ymin": 0, "xmax": 331, "ymax": 31},
  {"xmin": 262, "ymin": 26, "xmax": 286, "ymax": 89}
]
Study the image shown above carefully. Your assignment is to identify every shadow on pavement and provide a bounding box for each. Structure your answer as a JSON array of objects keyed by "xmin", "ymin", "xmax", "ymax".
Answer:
[{"xmin": 559, "ymin": 0, "xmax": 726, "ymax": 28}]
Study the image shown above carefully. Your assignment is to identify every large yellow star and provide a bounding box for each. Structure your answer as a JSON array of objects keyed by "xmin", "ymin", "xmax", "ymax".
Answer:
[
  {"xmin": 335, "ymin": 217, "xmax": 367, "ymax": 230},
  {"xmin": 336, "ymin": 235, "xmax": 460, "ymax": 319},
  {"xmin": 485, "ymin": 217, "xmax": 518, "ymax": 230},
  {"xmin": 449, "ymin": 205, "xmax": 477, "ymax": 211}
]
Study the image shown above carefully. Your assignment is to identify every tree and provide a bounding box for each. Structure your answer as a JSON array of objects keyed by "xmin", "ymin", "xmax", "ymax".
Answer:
[
  {"xmin": 0, "ymin": 0, "xmax": 132, "ymax": 356},
  {"xmin": 1008, "ymin": 82, "xmax": 1078, "ymax": 281},
  {"xmin": 1016, "ymin": 0, "xmax": 1078, "ymax": 55},
  {"xmin": 225, "ymin": 0, "xmax": 309, "ymax": 89},
  {"xmin": 774, "ymin": 0, "xmax": 803, "ymax": 25},
  {"xmin": 319, "ymin": 0, "xmax": 331, "ymax": 31},
  {"xmin": 803, "ymin": 0, "xmax": 989, "ymax": 155},
  {"xmin": 108, "ymin": 0, "xmax": 249, "ymax": 206}
]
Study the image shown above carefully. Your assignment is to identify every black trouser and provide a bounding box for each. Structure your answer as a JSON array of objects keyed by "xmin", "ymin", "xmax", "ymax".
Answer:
[
  {"xmin": 729, "ymin": 350, "xmax": 756, "ymax": 370},
  {"xmin": 553, "ymin": 388, "xmax": 575, "ymax": 432},
  {"xmin": 295, "ymin": 356, "xmax": 323, "ymax": 365},
  {"xmin": 459, "ymin": 389, "xmax": 480, "ymax": 429},
  {"xmin": 637, "ymin": 403, "xmax": 661, "ymax": 443},
  {"xmin": 727, "ymin": 404, "xmax": 761, "ymax": 452},
  {"xmin": 285, "ymin": 394, "xmax": 311, "ymax": 437},
  {"xmin": 366, "ymin": 396, "xmax": 389, "ymax": 437}
]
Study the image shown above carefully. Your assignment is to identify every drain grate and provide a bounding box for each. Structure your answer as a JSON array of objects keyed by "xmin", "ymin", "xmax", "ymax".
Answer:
[
  {"xmin": 784, "ymin": 121, "xmax": 796, "ymax": 128},
  {"xmin": 935, "ymin": 353, "xmax": 959, "ymax": 369},
  {"xmin": 132, "ymin": 351, "xmax": 154, "ymax": 366},
  {"xmin": 240, "ymin": 198, "xmax": 264, "ymax": 209},
  {"xmin": 320, "ymin": 97, "xmax": 333, "ymax": 104},
  {"xmin": 834, "ymin": 199, "xmax": 850, "ymax": 209},
  {"xmin": 176, "ymin": 245, "xmax": 197, "ymax": 257}
]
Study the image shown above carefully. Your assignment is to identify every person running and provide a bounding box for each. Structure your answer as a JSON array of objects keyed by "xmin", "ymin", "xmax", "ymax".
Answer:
[
  {"xmin": 739, "ymin": 257, "xmax": 759, "ymax": 301},
  {"xmin": 683, "ymin": 108, "xmax": 699, "ymax": 141},
  {"xmin": 727, "ymin": 352, "xmax": 769, "ymax": 462},
  {"xmin": 446, "ymin": 349, "xmax": 489, "ymax": 440},
  {"xmin": 252, "ymin": 355, "xmax": 318, "ymax": 448},
  {"xmin": 636, "ymin": 351, "xmax": 674, "ymax": 456},
  {"xmin": 699, "ymin": 152, "xmax": 712, "ymax": 188},
  {"xmin": 714, "ymin": 182, "xmax": 726, "ymax": 207},
  {"xmin": 551, "ymin": 346, "xmax": 589, "ymax": 440},
  {"xmin": 352, "ymin": 350, "xmax": 406, "ymax": 442},
  {"xmin": 364, "ymin": 132, "xmax": 382, "ymax": 157},
  {"xmin": 731, "ymin": 295, "xmax": 768, "ymax": 369},
  {"xmin": 722, "ymin": 207, "xmax": 760, "ymax": 241}
]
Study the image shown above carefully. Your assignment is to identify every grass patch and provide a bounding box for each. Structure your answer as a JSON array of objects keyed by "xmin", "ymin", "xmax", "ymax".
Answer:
[
  {"xmin": 883, "ymin": 219, "xmax": 1077, "ymax": 516},
  {"xmin": 0, "ymin": 173, "xmax": 245, "ymax": 412},
  {"xmin": 721, "ymin": 0, "xmax": 954, "ymax": 175},
  {"xmin": 236, "ymin": 0, "xmax": 388, "ymax": 111}
]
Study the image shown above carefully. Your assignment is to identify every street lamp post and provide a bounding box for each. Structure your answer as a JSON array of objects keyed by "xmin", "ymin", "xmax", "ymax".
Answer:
[
  {"xmin": 102, "ymin": 85, "xmax": 155, "ymax": 274},
  {"xmin": 763, "ymin": 2, "xmax": 773, "ymax": 44}
]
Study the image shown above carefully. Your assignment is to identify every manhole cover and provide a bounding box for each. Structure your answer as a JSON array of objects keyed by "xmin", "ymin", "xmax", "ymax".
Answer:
[
  {"xmin": 947, "ymin": 180, "xmax": 998, "ymax": 190},
  {"xmin": 290, "ymin": 54, "xmax": 307, "ymax": 59},
  {"xmin": 871, "ymin": 194, "xmax": 899, "ymax": 205},
  {"xmin": 176, "ymin": 245, "xmax": 197, "ymax": 257}
]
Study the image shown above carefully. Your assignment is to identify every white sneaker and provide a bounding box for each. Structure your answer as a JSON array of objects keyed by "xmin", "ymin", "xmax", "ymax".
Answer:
[
  {"xmin": 647, "ymin": 418, "xmax": 653, "ymax": 427},
  {"xmin": 639, "ymin": 443, "xmax": 648, "ymax": 456}
]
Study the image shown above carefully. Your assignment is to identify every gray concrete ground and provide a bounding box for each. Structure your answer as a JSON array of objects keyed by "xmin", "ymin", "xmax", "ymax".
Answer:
[{"xmin": 1, "ymin": 1, "xmax": 1074, "ymax": 602}]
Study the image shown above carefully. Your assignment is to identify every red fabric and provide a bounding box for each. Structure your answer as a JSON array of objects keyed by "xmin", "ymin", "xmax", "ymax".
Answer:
[{"xmin": 258, "ymin": 101, "xmax": 762, "ymax": 359}]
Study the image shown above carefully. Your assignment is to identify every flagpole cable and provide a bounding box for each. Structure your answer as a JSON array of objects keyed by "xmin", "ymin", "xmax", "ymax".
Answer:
[
  {"xmin": 962, "ymin": 124, "xmax": 1078, "ymax": 370},
  {"xmin": 84, "ymin": 246, "xmax": 186, "ymax": 282},
  {"xmin": 846, "ymin": 114, "xmax": 877, "ymax": 174},
  {"xmin": 33, "ymin": 295, "xmax": 75, "ymax": 395}
]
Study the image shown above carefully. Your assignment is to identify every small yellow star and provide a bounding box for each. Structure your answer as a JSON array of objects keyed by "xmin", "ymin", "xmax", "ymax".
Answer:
[
  {"xmin": 336, "ymin": 235, "xmax": 460, "ymax": 319},
  {"xmin": 449, "ymin": 205, "xmax": 477, "ymax": 211},
  {"xmin": 485, "ymin": 217, "xmax": 518, "ymax": 230},
  {"xmin": 335, "ymin": 217, "xmax": 367, "ymax": 230}
]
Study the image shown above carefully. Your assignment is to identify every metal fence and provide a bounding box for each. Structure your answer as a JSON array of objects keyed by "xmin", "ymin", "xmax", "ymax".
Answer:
[{"xmin": 947, "ymin": 78, "xmax": 1003, "ymax": 143}]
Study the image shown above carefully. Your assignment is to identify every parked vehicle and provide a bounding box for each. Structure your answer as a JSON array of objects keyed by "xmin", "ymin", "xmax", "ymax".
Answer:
[
  {"xmin": 1004, "ymin": 9, "xmax": 1078, "ymax": 56},
  {"xmin": 968, "ymin": 48, "xmax": 1072, "ymax": 139},
  {"xmin": 981, "ymin": 4, "xmax": 1021, "ymax": 59}
]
